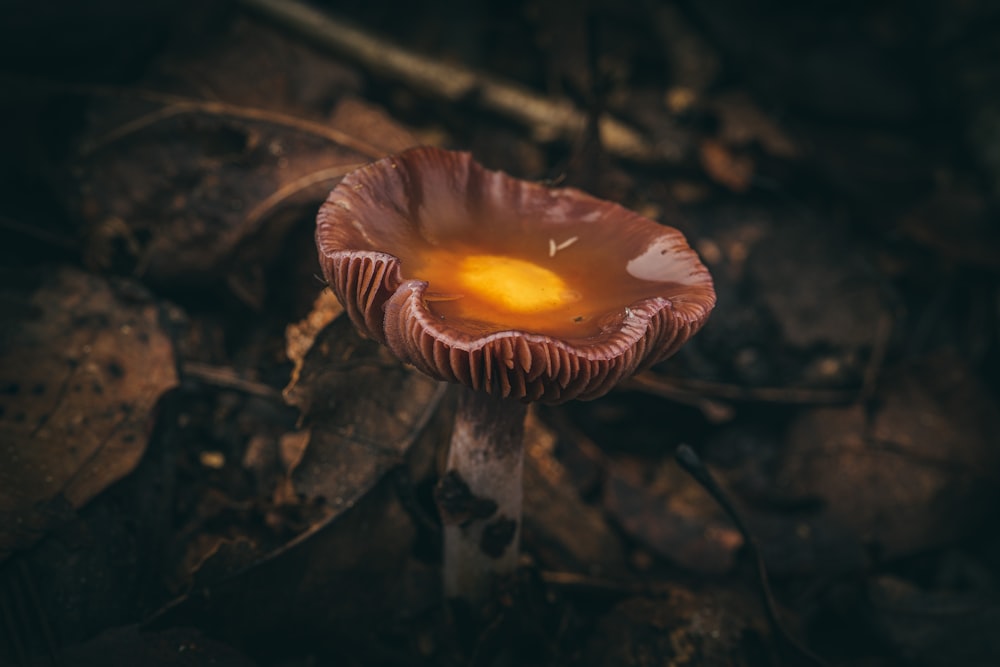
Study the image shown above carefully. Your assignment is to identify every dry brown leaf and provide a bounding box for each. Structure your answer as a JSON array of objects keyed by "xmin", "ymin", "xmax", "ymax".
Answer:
[
  {"xmin": 61, "ymin": 626, "xmax": 254, "ymax": 667},
  {"xmin": 707, "ymin": 91, "xmax": 799, "ymax": 158},
  {"xmin": 747, "ymin": 215, "xmax": 886, "ymax": 350},
  {"xmin": 898, "ymin": 181, "xmax": 1000, "ymax": 269},
  {"xmin": 0, "ymin": 267, "xmax": 177, "ymax": 561},
  {"xmin": 603, "ymin": 457, "xmax": 743, "ymax": 575},
  {"xmin": 778, "ymin": 353, "xmax": 1000, "ymax": 558},
  {"xmin": 284, "ymin": 288, "xmax": 344, "ymax": 397},
  {"xmin": 582, "ymin": 587, "xmax": 766, "ymax": 667},
  {"xmin": 70, "ymin": 20, "xmax": 417, "ymax": 299},
  {"xmin": 869, "ymin": 575, "xmax": 1000, "ymax": 665},
  {"xmin": 523, "ymin": 411, "xmax": 628, "ymax": 575},
  {"xmin": 170, "ymin": 301, "xmax": 444, "ymax": 595},
  {"xmin": 279, "ymin": 314, "xmax": 445, "ymax": 548},
  {"xmin": 154, "ymin": 480, "xmax": 426, "ymax": 645},
  {"xmin": 328, "ymin": 96, "xmax": 425, "ymax": 156},
  {"xmin": 699, "ymin": 138, "xmax": 755, "ymax": 192}
]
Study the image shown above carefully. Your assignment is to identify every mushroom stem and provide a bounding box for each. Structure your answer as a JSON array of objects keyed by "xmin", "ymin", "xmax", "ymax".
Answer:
[{"xmin": 436, "ymin": 385, "xmax": 527, "ymax": 602}]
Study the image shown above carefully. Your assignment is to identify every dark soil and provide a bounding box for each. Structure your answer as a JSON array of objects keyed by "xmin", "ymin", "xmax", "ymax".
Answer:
[{"xmin": 2, "ymin": 1, "xmax": 999, "ymax": 665}]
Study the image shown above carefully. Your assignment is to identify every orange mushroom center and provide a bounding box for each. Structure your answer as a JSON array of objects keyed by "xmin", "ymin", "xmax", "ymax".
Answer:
[
  {"xmin": 456, "ymin": 254, "xmax": 580, "ymax": 313},
  {"xmin": 411, "ymin": 248, "xmax": 596, "ymax": 337}
]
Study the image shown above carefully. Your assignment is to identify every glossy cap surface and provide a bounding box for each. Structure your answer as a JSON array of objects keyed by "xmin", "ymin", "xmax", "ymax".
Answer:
[{"xmin": 316, "ymin": 147, "xmax": 715, "ymax": 403}]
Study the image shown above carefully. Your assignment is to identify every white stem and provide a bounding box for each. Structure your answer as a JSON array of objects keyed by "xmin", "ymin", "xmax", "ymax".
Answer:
[{"xmin": 437, "ymin": 386, "xmax": 526, "ymax": 602}]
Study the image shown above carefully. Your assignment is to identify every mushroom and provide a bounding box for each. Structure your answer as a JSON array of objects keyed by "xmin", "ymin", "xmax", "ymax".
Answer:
[{"xmin": 316, "ymin": 147, "xmax": 715, "ymax": 603}]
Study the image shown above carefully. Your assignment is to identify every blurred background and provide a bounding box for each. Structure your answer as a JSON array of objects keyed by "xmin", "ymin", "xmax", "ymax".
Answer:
[{"xmin": 1, "ymin": 1, "xmax": 998, "ymax": 665}]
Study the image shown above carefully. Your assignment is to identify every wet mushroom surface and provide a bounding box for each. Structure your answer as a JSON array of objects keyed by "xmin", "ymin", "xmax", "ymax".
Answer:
[
  {"xmin": 317, "ymin": 146, "xmax": 716, "ymax": 602},
  {"xmin": 317, "ymin": 147, "xmax": 715, "ymax": 402}
]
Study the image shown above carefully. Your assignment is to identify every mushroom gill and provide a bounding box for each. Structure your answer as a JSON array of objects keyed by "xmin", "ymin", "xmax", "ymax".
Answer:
[{"xmin": 316, "ymin": 146, "xmax": 715, "ymax": 404}]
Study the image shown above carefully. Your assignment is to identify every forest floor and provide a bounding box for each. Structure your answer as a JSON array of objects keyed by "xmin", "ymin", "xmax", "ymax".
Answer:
[{"xmin": 1, "ymin": 1, "xmax": 999, "ymax": 665}]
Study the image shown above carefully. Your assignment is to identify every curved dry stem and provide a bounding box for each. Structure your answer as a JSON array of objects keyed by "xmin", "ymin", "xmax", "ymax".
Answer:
[
  {"xmin": 73, "ymin": 86, "xmax": 387, "ymax": 158},
  {"xmin": 242, "ymin": 164, "xmax": 367, "ymax": 229}
]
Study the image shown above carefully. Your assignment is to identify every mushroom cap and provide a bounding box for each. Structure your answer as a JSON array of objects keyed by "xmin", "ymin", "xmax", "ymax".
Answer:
[{"xmin": 316, "ymin": 147, "xmax": 715, "ymax": 404}]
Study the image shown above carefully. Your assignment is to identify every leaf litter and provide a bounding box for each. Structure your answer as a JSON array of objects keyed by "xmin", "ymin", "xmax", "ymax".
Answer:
[{"xmin": 2, "ymin": 1, "xmax": 1000, "ymax": 665}]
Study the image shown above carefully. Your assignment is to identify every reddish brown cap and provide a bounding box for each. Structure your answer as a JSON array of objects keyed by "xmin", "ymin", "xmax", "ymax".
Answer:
[{"xmin": 316, "ymin": 147, "xmax": 715, "ymax": 404}]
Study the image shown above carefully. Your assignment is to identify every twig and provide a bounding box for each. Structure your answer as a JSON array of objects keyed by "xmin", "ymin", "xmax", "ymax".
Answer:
[
  {"xmin": 0, "ymin": 214, "xmax": 78, "ymax": 251},
  {"xmin": 181, "ymin": 361, "xmax": 283, "ymax": 400},
  {"xmin": 860, "ymin": 312, "xmax": 893, "ymax": 402},
  {"xmin": 2, "ymin": 75, "xmax": 392, "ymax": 158},
  {"xmin": 540, "ymin": 570, "xmax": 674, "ymax": 597},
  {"xmin": 237, "ymin": 0, "xmax": 681, "ymax": 163},
  {"xmin": 630, "ymin": 371, "xmax": 856, "ymax": 406},
  {"xmin": 67, "ymin": 86, "xmax": 388, "ymax": 159},
  {"xmin": 675, "ymin": 444, "xmax": 827, "ymax": 667},
  {"xmin": 621, "ymin": 373, "xmax": 735, "ymax": 422},
  {"xmin": 241, "ymin": 164, "xmax": 367, "ymax": 229}
]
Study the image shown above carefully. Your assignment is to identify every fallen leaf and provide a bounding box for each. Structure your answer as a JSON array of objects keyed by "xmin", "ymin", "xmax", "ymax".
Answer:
[
  {"xmin": 582, "ymin": 587, "xmax": 766, "ymax": 667},
  {"xmin": 523, "ymin": 411, "xmax": 628, "ymax": 575},
  {"xmin": 706, "ymin": 91, "xmax": 799, "ymax": 158},
  {"xmin": 164, "ymin": 297, "xmax": 445, "ymax": 607},
  {"xmin": 0, "ymin": 267, "xmax": 178, "ymax": 561},
  {"xmin": 603, "ymin": 457, "xmax": 743, "ymax": 575},
  {"xmin": 283, "ymin": 288, "xmax": 344, "ymax": 395},
  {"xmin": 869, "ymin": 575, "xmax": 1000, "ymax": 665},
  {"xmin": 898, "ymin": 181, "xmax": 1000, "ymax": 269},
  {"xmin": 150, "ymin": 481, "xmax": 431, "ymax": 654},
  {"xmin": 744, "ymin": 509, "xmax": 868, "ymax": 578},
  {"xmin": 328, "ymin": 96, "xmax": 427, "ymax": 156},
  {"xmin": 699, "ymin": 138, "xmax": 755, "ymax": 192},
  {"xmin": 778, "ymin": 353, "xmax": 1000, "ymax": 558},
  {"xmin": 69, "ymin": 20, "xmax": 417, "ymax": 301},
  {"xmin": 282, "ymin": 314, "xmax": 445, "ymax": 538},
  {"xmin": 61, "ymin": 625, "xmax": 254, "ymax": 667},
  {"xmin": 747, "ymin": 214, "xmax": 886, "ymax": 350}
]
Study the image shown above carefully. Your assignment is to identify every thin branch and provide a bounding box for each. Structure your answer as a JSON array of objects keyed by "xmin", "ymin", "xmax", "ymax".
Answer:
[
  {"xmin": 237, "ymin": 0, "xmax": 681, "ymax": 163},
  {"xmin": 241, "ymin": 163, "xmax": 366, "ymax": 229},
  {"xmin": 675, "ymin": 444, "xmax": 827, "ymax": 667},
  {"xmin": 0, "ymin": 214, "xmax": 78, "ymax": 251},
  {"xmin": 541, "ymin": 570, "xmax": 675, "ymax": 597},
  {"xmin": 861, "ymin": 312, "xmax": 893, "ymax": 402},
  {"xmin": 621, "ymin": 373, "xmax": 735, "ymax": 422},
  {"xmin": 181, "ymin": 361, "xmax": 283, "ymax": 400},
  {"xmin": 71, "ymin": 86, "xmax": 388, "ymax": 159},
  {"xmin": 629, "ymin": 371, "xmax": 856, "ymax": 406}
]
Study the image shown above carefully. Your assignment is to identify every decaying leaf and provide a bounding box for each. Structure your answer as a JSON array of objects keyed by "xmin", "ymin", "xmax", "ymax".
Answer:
[
  {"xmin": 699, "ymin": 138, "xmax": 755, "ymax": 192},
  {"xmin": 868, "ymin": 575, "xmax": 1000, "ymax": 666},
  {"xmin": 747, "ymin": 214, "xmax": 886, "ymax": 350},
  {"xmin": 603, "ymin": 457, "xmax": 743, "ymax": 575},
  {"xmin": 280, "ymin": 306, "xmax": 445, "ymax": 545},
  {"xmin": 706, "ymin": 91, "xmax": 799, "ymax": 159},
  {"xmin": 898, "ymin": 181, "xmax": 1000, "ymax": 269},
  {"xmin": 0, "ymin": 267, "xmax": 178, "ymax": 561},
  {"xmin": 743, "ymin": 508, "xmax": 868, "ymax": 578},
  {"xmin": 152, "ymin": 478, "xmax": 432, "ymax": 651},
  {"xmin": 70, "ymin": 20, "xmax": 417, "ymax": 300},
  {"xmin": 155, "ymin": 302, "xmax": 447, "ymax": 627},
  {"xmin": 523, "ymin": 411, "xmax": 628, "ymax": 575},
  {"xmin": 582, "ymin": 586, "xmax": 767, "ymax": 667},
  {"xmin": 284, "ymin": 288, "xmax": 343, "ymax": 394},
  {"xmin": 160, "ymin": 287, "xmax": 445, "ymax": 603},
  {"xmin": 61, "ymin": 626, "xmax": 254, "ymax": 667},
  {"xmin": 778, "ymin": 353, "xmax": 1000, "ymax": 558}
]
